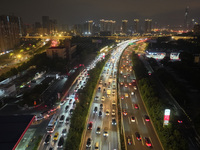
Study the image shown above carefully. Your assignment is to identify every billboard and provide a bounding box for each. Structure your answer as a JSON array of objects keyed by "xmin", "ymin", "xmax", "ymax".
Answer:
[{"xmin": 163, "ymin": 109, "xmax": 170, "ymax": 126}]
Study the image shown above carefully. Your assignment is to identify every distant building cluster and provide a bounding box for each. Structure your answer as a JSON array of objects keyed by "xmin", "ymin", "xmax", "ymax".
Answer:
[{"xmin": 0, "ymin": 15, "xmax": 23, "ymax": 53}]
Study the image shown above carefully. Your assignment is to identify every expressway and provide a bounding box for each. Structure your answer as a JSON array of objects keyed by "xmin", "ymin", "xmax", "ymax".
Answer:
[
  {"xmin": 81, "ymin": 41, "xmax": 134, "ymax": 150},
  {"xmin": 118, "ymin": 46, "xmax": 163, "ymax": 150},
  {"xmin": 37, "ymin": 53, "xmax": 106, "ymax": 150}
]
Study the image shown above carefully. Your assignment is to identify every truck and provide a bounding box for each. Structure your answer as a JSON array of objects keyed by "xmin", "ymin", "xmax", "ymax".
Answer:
[{"xmin": 107, "ymin": 90, "xmax": 111, "ymax": 97}]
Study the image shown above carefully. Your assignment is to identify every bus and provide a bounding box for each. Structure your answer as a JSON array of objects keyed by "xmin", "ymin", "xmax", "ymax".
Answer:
[{"xmin": 46, "ymin": 114, "xmax": 58, "ymax": 133}]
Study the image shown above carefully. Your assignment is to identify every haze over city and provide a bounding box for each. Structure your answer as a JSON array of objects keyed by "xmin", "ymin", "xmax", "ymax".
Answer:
[
  {"xmin": 1, "ymin": 0, "xmax": 200, "ymax": 26},
  {"xmin": 0, "ymin": 0, "xmax": 200, "ymax": 150}
]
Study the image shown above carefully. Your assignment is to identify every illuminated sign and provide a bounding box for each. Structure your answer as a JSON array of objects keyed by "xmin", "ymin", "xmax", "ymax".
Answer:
[{"xmin": 163, "ymin": 109, "xmax": 170, "ymax": 126}]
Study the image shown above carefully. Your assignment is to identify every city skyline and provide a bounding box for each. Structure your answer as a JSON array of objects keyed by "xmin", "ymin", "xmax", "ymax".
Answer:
[{"xmin": 1, "ymin": 0, "xmax": 200, "ymax": 26}]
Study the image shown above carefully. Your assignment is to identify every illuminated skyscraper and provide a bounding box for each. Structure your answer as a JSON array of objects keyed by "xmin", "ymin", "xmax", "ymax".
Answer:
[
  {"xmin": 184, "ymin": 6, "xmax": 189, "ymax": 30},
  {"xmin": 100, "ymin": 19, "xmax": 116, "ymax": 34},
  {"xmin": 122, "ymin": 20, "xmax": 128, "ymax": 34},
  {"xmin": 133, "ymin": 19, "xmax": 139, "ymax": 33},
  {"xmin": 144, "ymin": 19, "xmax": 152, "ymax": 33}
]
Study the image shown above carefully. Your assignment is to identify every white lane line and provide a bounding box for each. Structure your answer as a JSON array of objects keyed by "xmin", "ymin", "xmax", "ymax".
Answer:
[
  {"xmin": 132, "ymin": 103, "xmax": 134, "ymax": 109},
  {"xmin": 132, "ymin": 134, "xmax": 135, "ymax": 145},
  {"xmin": 141, "ymin": 135, "xmax": 144, "ymax": 145},
  {"xmin": 128, "ymin": 116, "xmax": 131, "ymax": 124},
  {"xmin": 91, "ymin": 141, "xmax": 93, "ymax": 150},
  {"xmin": 149, "ymin": 136, "xmax": 153, "ymax": 147},
  {"xmin": 135, "ymin": 117, "xmax": 138, "ymax": 125},
  {"xmin": 126, "ymin": 103, "xmax": 128, "ymax": 109},
  {"xmin": 142, "ymin": 118, "xmax": 145, "ymax": 125}
]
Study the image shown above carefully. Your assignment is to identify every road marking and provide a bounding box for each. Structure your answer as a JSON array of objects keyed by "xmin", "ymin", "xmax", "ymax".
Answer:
[
  {"xmin": 126, "ymin": 103, "xmax": 128, "ymax": 109},
  {"xmin": 135, "ymin": 117, "xmax": 138, "ymax": 125},
  {"xmin": 132, "ymin": 103, "xmax": 134, "ymax": 109},
  {"xmin": 141, "ymin": 135, "xmax": 144, "ymax": 145},
  {"xmin": 132, "ymin": 134, "xmax": 135, "ymax": 145},
  {"xmin": 142, "ymin": 118, "xmax": 145, "ymax": 125},
  {"xmin": 149, "ymin": 136, "xmax": 153, "ymax": 147},
  {"xmin": 128, "ymin": 117, "xmax": 131, "ymax": 124},
  {"xmin": 90, "ymin": 140, "xmax": 94, "ymax": 150}
]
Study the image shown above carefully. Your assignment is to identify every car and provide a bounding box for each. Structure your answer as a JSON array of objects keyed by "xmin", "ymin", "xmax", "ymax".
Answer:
[
  {"xmin": 95, "ymin": 96, "xmax": 99, "ymax": 100},
  {"xmin": 124, "ymin": 75, "xmax": 127, "ymax": 78},
  {"xmin": 131, "ymin": 92, "xmax": 134, "ymax": 95},
  {"xmin": 53, "ymin": 132, "xmax": 59, "ymax": 141},
  {"xmin": 60, "ymin": 100, "xmax": 66, "ymax": 105},
  {"xmin": 86, "ymin": 138, "xmax": 92, "ymax": 148},
  {"xmin": 100, "ymin": 104, "xmax": 103, "ymax": 109},
  {"xmin": 124, "ymin": 84, "xmax": 128, "ymax": 88},
  {"xmin": 134, "ymin": 104, "xmax": 139, "ymax": 109},
  {"xmin": 103, "ymin": 127, "xmax": 109, "ymax": 137},
  {"xmin": 44, "ymin": 134, "xmax": 51, "ymax": 144},
  {"xmin": 178, "ymin": 120, "xmax": 183, "ymax": 123},
  {"xmin": 103, "ymin": 88, "xmax": 106, "ymax": 92},
  {"xmin": 59, "ymin": 115, "xmax": 65, "ymax": 123},
  {"xmin": 133, "ymin": 86, "xmax": 137, "ymax": 90},
  {"xmin": 131, "ymin": 116, "xmax": 135, "ymax": 122},
  {"xmin": 120, "ymin": 82, "xmax": 124, "ymax": 86},
  {"xmin": 49, "ymin": 147, "xmax": 54, "ymax": 150},
  {"xmin": 112, "ymin": 100, "xmax": 116, "ymax": 106},
  {"xmin": 70, "ymin": 109, "xmax": 73, "ymax": 115},
  {"xmin": 112, "ymin": 91, "xmax": 115, "ymax": 95},
  {"xmin": 127, "ymin": 136, "xmax": 132, "ymax": 145},
  {"xmin": 98, "ymin": 87, "xmax": 101, "ymax": 90},
  {"xmin": 129, "ymin": 82, "xmax": 132, "ymax": 86},
  {"xmin": 135, "ymin": 132, "xmax": 141, "ymax": 141},
  {"xmin": 88, "ymin": 122, "xmax": 93, "ymax": 130},
  {"xmin": 112, "ymin": 118, "xmax": 117, "ymax": 125},
  {"xmin": 144, "ymin": 115, "xmax": 150, "ymax": 121},
  {"xmin": 94, "ymin": 142, "xmax": 99, "ymax": 150},
  {"xmin": 65, "ymin": 117, "xmax": 70, "ymax": 124},
  {"xmin": 69, "ymin": 99, "xmax": 72, "ymax": 104},
  {"xmin": 62, "ymin": 128, "xmax": 67, "ymax": 136},
  {"xmin": 101, "ymin": 96, "xmax": 105, "ymax": 101},
  {"xmin": 57, "ymin": 137, "xmax": 64, "ymax": 148},
  {"xmin": 96, "ymin": 126, "xmax": 101, "ymax": 134},
  {"xmin": 74, "ymin": 88, "xmax": 78, "ymax": 92},
  {"xmin": 93, "ymin": 107, "xmax": 98, "ymax": 113},
  {"xmin": 105, "ymin": 109, "xmax": 109, "ymax": 116},
  {"xmin": 144, "ymin": 137, "xmax": 152, "ymax": 147},
  {"xmin": 123, "ymin": 110, "xmax": 127, "ymax": 116},
  {"xmin": 65, "ymin": 105, "xmax": 69, "ymax": 112},
  {"xmin": 132, "ymin": 79, "xmax": 136, "ymax": 83},
  {"xmin": 112, "ymin": 109, "xmax": 116, "ymax": 116},
  {"xmin": 121, "ymin": 96, "xmax": 124, "ymax": 100},
  {"xmin": 99, "ymin": 111, "xmax": 102, "ymax": 117},
  {"xmin": 99, "ymin": 80, "xmax": 102, "ymax": 84}
]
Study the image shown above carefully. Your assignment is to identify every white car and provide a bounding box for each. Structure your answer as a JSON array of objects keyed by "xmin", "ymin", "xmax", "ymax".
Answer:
[
  {"xmin": 101, "ymin": 96, "xmax": 105, "ymax": 101},
  {"xmin": 131, "ymin": 92, "xmax": 134, "ymax": 95}
]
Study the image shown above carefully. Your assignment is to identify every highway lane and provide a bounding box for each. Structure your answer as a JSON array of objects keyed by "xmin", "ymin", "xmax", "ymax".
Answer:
[
  {"xmin": 119, "ymin": 47, "xmax": 163, "ymax": 150},
  {"xmin": 38, "ymin": 53, "xmax": 106, "ymax": 150},
  {"xmin": 81, "ymin": 40, "xmax": 135, "ymax": 150}
]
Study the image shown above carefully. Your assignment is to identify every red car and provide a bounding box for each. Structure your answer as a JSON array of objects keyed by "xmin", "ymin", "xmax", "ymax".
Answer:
[
  {"xmin": 144, "ymin": 137, "xmax": 152, "ymax": 147},
  {"xmin": 144, "ymin": 115, "xmax": 150, "ymax": 122},
  {"xmin": 123, "ymin": 110, "xmax": 128, "ymax": 116},
  {"xmin": 124, "ymin": 84, "xmax": 128, "ymax": 88},
  {"xmin": 121, "ymin": 96, "xmax": 124, "ymax": 100},
  {"xmin": 134, "ymin": 104, "xmax": 139, "ymax": 109},
  {"xmin": 87, "ymin": 122, "xmax": 93, "ymax": 130}
]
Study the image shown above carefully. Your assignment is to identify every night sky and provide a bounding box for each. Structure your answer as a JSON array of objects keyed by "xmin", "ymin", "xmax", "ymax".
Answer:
[{"xmin": 1, "ymin": 0, "xmax": 200, "ymax": 26}]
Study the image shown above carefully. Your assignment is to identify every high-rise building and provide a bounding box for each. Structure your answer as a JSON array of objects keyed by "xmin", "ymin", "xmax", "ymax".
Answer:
[
  {"xmin": 0, "ymin": 15, "xmax": 22, "ymax": 52},
  {"xmin": 100, "ymin": 19, "xmax": 116, "ymax": 34},
  {"xmin": 84, "ymin": 20, "xmax": 94, "ymax": 35},
  {"xmin": 133, "ymin": 19, "xmax": 139, "ymax": 33},
  {"xmin": 184, "ymin": 6, "xmax": 189, "ymax": 30},
  {"xmin": 42, "ymin": 16, "xmax": 50, "ymax": 34},
  {"xmin": 144, "ymin": 19, "xmax": 152, "ymax": 33},
  {"xmin": 122, "ymin": 20, "xmax": 128, "ymax": 34},
  {"xmin": 193, "ymin": 24, "xmax": 200, "ymax": 35}
]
